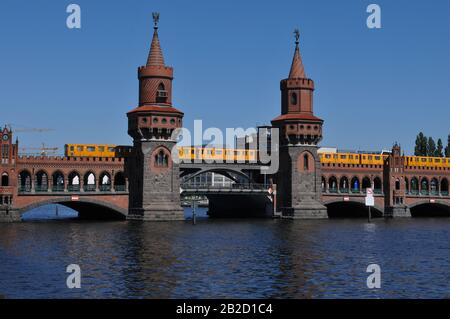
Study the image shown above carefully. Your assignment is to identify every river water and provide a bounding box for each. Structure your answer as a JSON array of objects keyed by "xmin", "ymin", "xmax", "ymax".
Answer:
[{"xmin": 0, "ymin": 207, "xmax": 449, "ymax": 299}]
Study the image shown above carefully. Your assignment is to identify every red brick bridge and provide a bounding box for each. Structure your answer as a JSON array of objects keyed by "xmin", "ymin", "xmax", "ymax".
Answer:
[
  {"xmin": 0, "ymin": 127, "xmax": 128, "ymax": 221},
  {"xmin": 1, "ymin": 17, "xmax": 449, "ymax": 221}
]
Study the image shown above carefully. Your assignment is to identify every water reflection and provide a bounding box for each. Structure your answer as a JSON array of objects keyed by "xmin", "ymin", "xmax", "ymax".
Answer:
[{"xmin": 1, "ymin": 208, "xmax": 450, "ymax": 298}]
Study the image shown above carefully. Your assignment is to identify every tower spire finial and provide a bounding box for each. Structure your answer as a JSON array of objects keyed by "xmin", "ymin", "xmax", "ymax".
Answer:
[
  {"xmin": 288, "ymin": 28, "xmax": 306, "ymax": 78},
  {"xmin": 294, "ymin": 28, "xmax": 300, "ymax": 47},
  {"xmin": 152, "ymin": 12, "xmax": 160, "ymax": 29},
  {"xmin": 146, "ymin": 12, "xmax": 165, "ymax": 66}
]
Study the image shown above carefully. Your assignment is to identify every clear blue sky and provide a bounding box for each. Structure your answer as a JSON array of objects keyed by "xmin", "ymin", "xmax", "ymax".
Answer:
[{"xmin": 1, "ymin": 0, "xmax": 449, "ymax": 154}]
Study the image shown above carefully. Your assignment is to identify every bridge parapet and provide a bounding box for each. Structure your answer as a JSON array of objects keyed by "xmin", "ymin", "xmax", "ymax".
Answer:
[
  {"xmin": 181, "ymin": 183, "xmax": 270, "ymax": 195},
  {"xmin": 17, "ymin": 156, "xmax": 125, "ymax": 163}
]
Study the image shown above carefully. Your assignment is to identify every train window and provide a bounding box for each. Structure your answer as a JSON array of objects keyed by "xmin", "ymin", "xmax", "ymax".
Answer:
[
  {"xmin": 325, "ymin": 154, "xmax": 331, "ymax": 159},
  {"xmin": 77, "ymin": 146, "xmax": 83, "ymax": 152},
  {"xmin": 435, "ymin": 159, "xmax": 440, "ymax": 163},
  {"xmin": 375, "ymin": 156, "xmax": 380, "ymax": 160},
  {"xmin": 349, "ymin": 155, "xmax": 353, "ymax": 159},
  {"xmin": 340, "ymin": 155, "xmax": 346, "ymax": 159},
  {"xmin": 70, "ymin": 146, "xmax": 74, "ymax": 151},
  {"xmin": 108, "ymin": 147, "xmax": 115, "ymax": 152},
  {"xmin": 87, "ymin": 146, "xmax": 95, "ymax": 152},
  {"xmin": 421, "ymin": 158, "xmax": 426, "ymax": 162}
]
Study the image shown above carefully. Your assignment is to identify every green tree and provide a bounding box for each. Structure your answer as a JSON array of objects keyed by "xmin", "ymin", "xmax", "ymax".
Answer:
[
  {"xmin": 415, "ymin": 132, "xmax": 427, "ymax": 156},
  {"xmin": 436, "ymin": 138, "xmax": 444, "ymax": 157},
  {"xmin": 445, "ymin": 135, "xmax": 450, "ymax": 157},
  {"xmin": 427, "ymin": 137, "xmax": 436, "ymax": 156}
]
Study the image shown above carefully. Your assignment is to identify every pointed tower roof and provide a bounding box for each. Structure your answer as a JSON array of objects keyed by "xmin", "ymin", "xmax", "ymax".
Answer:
[
  {"xmin": 288, "ymin": 29, "xmax": 306, "ymax": 79},
  {"xmin": 146, "ymin": 12, "xmax": 165, "ymax": 67}
]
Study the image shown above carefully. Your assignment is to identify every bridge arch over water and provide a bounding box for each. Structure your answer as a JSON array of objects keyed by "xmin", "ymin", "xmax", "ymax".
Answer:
[
  {"xmin": 18, "ymin": 197, "xmax": 127, "ymax": 221},
  {"xmin": 324, "ymin": 199, "xmax": 384, "ymax": 218},
  {"xmin": 408, "ymin": 200, "xmax": 450, "ymax": 217}
]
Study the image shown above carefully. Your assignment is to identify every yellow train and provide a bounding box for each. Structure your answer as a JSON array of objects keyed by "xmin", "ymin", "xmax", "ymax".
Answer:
[
  {"xmin": 177, "ymin": 146, "xmax": 257, "ymax": 162},
  {"xmin": 404, "ymin": 155, "xmax": 450, "ymax": 168},
  {"xmin": 319, "ymin": 152, "xmax": 387, "ymax": 166},
  {"xmin": 64, "ymin": 143, "xmax": 450, "ymax": 169},
  {"xmin": 65, "ymin": 144, "xmax": 117, "ymax": 157}
]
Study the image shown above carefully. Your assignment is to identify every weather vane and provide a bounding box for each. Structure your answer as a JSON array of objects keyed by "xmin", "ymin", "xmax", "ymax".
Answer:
[
  {"xmin": 152, "ymin": 12, "xmax": 160, "ymax": 29},
  {"xmin": 294, "ymin": 28, "xmax": 300, "ymax": 45}
]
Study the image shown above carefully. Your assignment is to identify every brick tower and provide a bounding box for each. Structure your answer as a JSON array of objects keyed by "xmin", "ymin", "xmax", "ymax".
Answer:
[
  {"xmin": 383, "ymin": 143, "xmax": 411, "ymax": 217},
  {"xmin": 126, "ymin": 13, "xmax": 184, "ymax": 221},
  {"xmin": 271, "ymin": 30, "xmax": 327, "ymax": 219}
]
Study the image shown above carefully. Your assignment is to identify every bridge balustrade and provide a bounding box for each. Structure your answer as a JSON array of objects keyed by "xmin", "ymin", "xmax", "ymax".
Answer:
[
  {"xmin": 52, "ymin": 185, "xmax": 65, "ymax": 192},
  {"xmin": 67, "ymin": 185, "xmax": 80, "ymax": 192},
  {"xmin": 18, "ymin": 186, "xmax": 31, "ymax": 193},
  {"xmin": 115, "ymin": 185, "xmax": 126, "ymax": 192},
  {"xmin": 34, "ymin": 186, "xmax": 48, "ymax": 192},
  {"xmin": 181, "ymin": 183, "xmax": 268, "ymax": 191},
  {"xmin": 83, "ymin": 185, "xmax": 96, "ymax": 192},
  {"xmin": 100, "ymin": 185, "xmax": 112, "ymax": 192}
]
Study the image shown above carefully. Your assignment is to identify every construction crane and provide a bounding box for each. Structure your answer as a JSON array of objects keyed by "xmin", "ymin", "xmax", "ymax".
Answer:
[
  {"xmin": 15, "ymin": 128, "xmax": 55, "ymax": 133},
  {"xmin": 19, "ymin": 143, "xmax": 59, "ymax": 156},
  {"xmin": 5, "ymin": 124, "xmax": 55, "ymax": 133}
]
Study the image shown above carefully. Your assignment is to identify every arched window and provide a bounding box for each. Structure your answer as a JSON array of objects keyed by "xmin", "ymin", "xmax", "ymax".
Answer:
[
  {"xmin": 328, "ymin": 176, "xmax": 338, "ymax": 193},
  {"xmin": 99, "ymin": 172, "xmax": 111, "ymax": 192},
  {"xmin": 155, "ymin": 150, "xmax": 169, "ymax": 167},
  {"xmin": 374, "ymin": 177, "xmax": 382, "ymax": 193},
  {"xmin": 351, "ymin": 177, "xmax": 360, "ymax": 193},
  {"xmin": 430, "ymin": 178, "xmax": 439, "ymax": 195},
  {"xmin": 303, "ymin": 153, "xmax": 309, "ymax": 171},
  {"xmin": 291, "ymin": 92, "xmax": 298, "ymax": 105},
  {"xmin": 52, "ymin": 171, "xmax": 65, "ymax": 192},
  {"xmin": 1, "ymin": 173, "xmax": 8, "ymax": 186},
  {"xmin": 321, "ymin": 177, "xmax": 326, "ymax": 192},
  {"xmin": 18, "ymin": 170, "xmax": 32, "ymax": 192},
  {"xmin": 156, "ymin": 82, "xmax": 167, "ymax": 103},
  {"xmin": 421, "ymin": 178, "xmax": 429, "ymax": 195},
  {"xmin": 68, "ymin": 171, "xmax": 81, "ymax": 192},
  {"xmin": 114, "ymin": 172, "xmax": 126, "ymax": 192},
  {"xmin": 84, "ymin": 172, "xmax": 96, "ymax": 192},
  {"xmin": 411, "ymin": 177, "xmax": 419, "ymax": 194},
  {"xmin": 395, "ymin": 179, "xmax": 400, "ymax": 190},
  {"xmin": 362, "ymin": 177, "xmax": 372, "ymax": 192},
  {"xmin": 35, "ymin": 171, "xmax": 48, "ymax": 192},
  {"xmin": 339, "ymin": 176, "xmax": 349, "ymax": 193},
  {"xmin": 441, "ymin": 178, "xmax": 449, "ymax": 196}
]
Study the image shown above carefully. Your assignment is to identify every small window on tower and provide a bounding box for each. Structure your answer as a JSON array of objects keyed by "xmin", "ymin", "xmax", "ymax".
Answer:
[
  {"xmin": 156, "ymin": 83, "xmax": 168, "ymax": 103},
  {"xmin": 304, "ymin": 154, "xmax": 309, "ymax": 171},
  {"xmin": 291, "ymin": 92, "xmax": 298, "ymax": 105}
]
